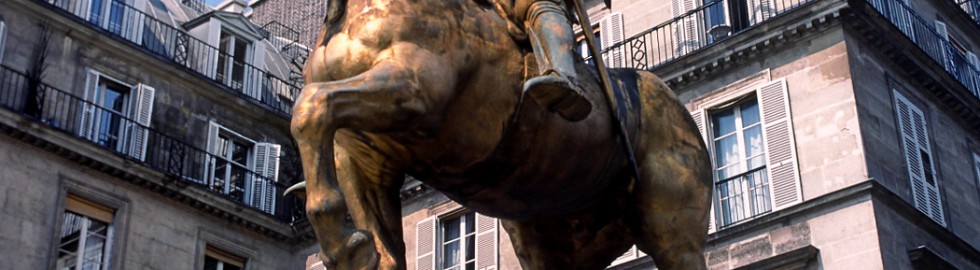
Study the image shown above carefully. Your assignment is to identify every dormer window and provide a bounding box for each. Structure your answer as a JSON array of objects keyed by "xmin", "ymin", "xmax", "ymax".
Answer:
[{"xmin": 217, "ymin": 31, "xmax": 251, "ymax": 90}]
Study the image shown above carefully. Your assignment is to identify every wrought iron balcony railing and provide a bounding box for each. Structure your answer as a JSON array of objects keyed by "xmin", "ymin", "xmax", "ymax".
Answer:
[
  {"xmin": 954, "ymin": 0, "xmax": 980, "ymax": 26},
  {"xmin": 0, "ymin": 65, "xmax": 295, "ymax": 221},
  {"xmin": 595, "ymin": 0, "xmax": 816, "ymax": 70},
  {"xmin": 865, "ymin": 0, "xmax": 980, "ymax": 98},
  {"xmin": 715, "ymin": 166, "xmax": 771, "ymax": 228},
  {"xmin": 181, "ymin": 0, "xmax": 211, "ymax": 14},
  {"xmin": 38, "ymin": 0, "xmax": 301, "ymax": 116}
]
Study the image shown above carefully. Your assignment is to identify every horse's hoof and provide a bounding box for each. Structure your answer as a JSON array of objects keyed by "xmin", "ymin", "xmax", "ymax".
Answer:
[
  {"xmin": 284, "ymin": 181, "xmax": 307, "ymax": 200},
  {"xmin": 524, "ymin": 75, "xmax": 592, "ymax": 122}
]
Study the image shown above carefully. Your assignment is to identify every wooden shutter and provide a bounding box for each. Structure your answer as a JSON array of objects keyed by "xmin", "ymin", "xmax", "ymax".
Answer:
[
  {"xmin": 758, "ymin": 79, "xmax": 802, "ymax": 210},
  {"xmin": 893, "ymin": 91, "xmax": 945, "ymax": 227},
  {"xmin": 474, "ymin": 213, "xmax": 498, "ymax": 270},
  {"xmin": 0, "ymin": 21, "xmax": 6, "ymax": 63},
  {"xmin": 689, "ymin": 108, "xmax": 717, "ymax": 233},
  {"xmin": 672, "ymin": 0, "xmax": 701, "ymax": 55},
  {"xmin": 79, "ymin": 70, "xmax": 102, "ymax": 141},
  {"xmin": 599, "ymin": 13, "xmax": 625, "ymax": 68},
  {"xmin": 751, "ymin": 0, "xmax": 774, "ymax": 24},
  {"xmin": 967, "ymin": 52, "xmax": 979, "ymax": 97},
  {"xmin": 127, "ymin": 84, "xmax": 155, "ymax": 161},
  {"xmin": 203, "ymin": 121, "xmax": 221, "ymax": 185},
  {"xmin": 251, "ymin": 142, "xmax": 281, "ymax": 214},
  {"xmin": 247, "ymin": 41, "xmax": 267, "ymax": 100},
  {"xmin": 935, "ymin": 21, "xmax": 955, "ymax": 74},
  {"xmin": 416, "ymin": 217, "xmax": 437, "ymax": 270}
]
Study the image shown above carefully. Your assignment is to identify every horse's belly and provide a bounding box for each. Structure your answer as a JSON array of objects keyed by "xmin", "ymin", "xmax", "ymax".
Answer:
[{"xmin": 423, "ymin": 148, "xmax": 628, "ymax": 220}]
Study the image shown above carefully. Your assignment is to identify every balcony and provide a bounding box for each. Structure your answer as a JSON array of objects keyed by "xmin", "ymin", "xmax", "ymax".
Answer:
[
  {"xmin": 863, "ymin": 0, "xmax": 980, "ymax": 98},
  {"xmin": 596, "ymin": 0, "xmax": 817, "ymax": 70},
  {"xmin": 37, "ymin": 0, "xmax": 301, "ymax": 116},
  {"xmin": 954, "ymin": 0, "xmax": 980, "ymax": 26},
  {"xmin": 0, "ymin": 65, "xmax": 296, "ymax": 221}
]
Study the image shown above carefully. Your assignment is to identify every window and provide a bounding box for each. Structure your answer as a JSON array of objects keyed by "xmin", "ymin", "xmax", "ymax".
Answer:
[
  {"xmin": 710, "ymin": 98, "xmax": 771, "ymax": 226},
  {"xmin": 0, "ymin": 20, "xmax": 6, "ymax": 64},
  {"xmin": 216, "ymin": 31, "xmax": 251, "ymax": 90},
  {"xmin": 79, "ymin": 70, "xmax": 156, "ymax": 161},
  {"xmin": 204, "ymin": 121, "xmax": 281, "ymax": 214},
  {"xmin": 204, "ymin": 246, "xmax": 246, "ymax": 270},
  {"xmin": 57, "ymin": 195, "xmax": 115, "ymax": 270},
  {"xmin": 689, "ymin": 79, "xmax": 802, "ymax": 231},
  {"xmin": 599, "ymin": 13, "xmax": 624, "ymax": 68},
  {"xmin": 575, "ymin": 29, "xmax": 599, "ymax": 66},
  {"xmin": 416, "ymin": 211, "xmax": 498, "ymax": 270},
  {"xmin": 893, "ymin": 90, "xmax": 945, "ymax": 226}
]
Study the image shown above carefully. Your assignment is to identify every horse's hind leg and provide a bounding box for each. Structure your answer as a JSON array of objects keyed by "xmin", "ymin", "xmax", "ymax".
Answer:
[{"xmin": 629, "ymin": 74, "xmax": 712, "ymax": 269}]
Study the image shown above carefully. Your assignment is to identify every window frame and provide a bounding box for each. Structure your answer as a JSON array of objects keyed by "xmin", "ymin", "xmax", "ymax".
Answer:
[
  {"xmin": 51, "ymin": 184, "xmax": 129, "ymax": 270},
  {"xmin": 415, "ymin": 202, "xmax": 498, "ymax": 270},
  {"xmin": 707, "ymin": 96, "xmax": 772, "ymax": 227},
  {"xmin": 204, "ymin": 245, "xmax": 247, "ymax": 270},
  {"xmin": 438, "ymin": 212, "xmax": 477, "ymax": 270}
]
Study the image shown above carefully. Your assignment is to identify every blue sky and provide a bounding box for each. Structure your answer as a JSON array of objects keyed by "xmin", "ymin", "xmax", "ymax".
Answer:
[{"xmin": 205, "ymin": 0, "xmax": 225, "ymax": 7}]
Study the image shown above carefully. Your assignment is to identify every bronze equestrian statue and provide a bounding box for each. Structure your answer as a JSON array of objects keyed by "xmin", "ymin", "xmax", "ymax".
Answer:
[{"xmin": 288, "ymin": 0, "xmax": 713, "ymax": 268}]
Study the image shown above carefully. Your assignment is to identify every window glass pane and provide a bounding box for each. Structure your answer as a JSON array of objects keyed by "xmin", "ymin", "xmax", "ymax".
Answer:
[
  {"xmin": 464, "ymin": 213, "xmax": 475, "ymax": 234},
  {"xmin": 203, "ymin": 256, "xmax": 219, "ymax": 270},
  {"xmin": 743, "ymin": 126, "xmax": 765, "ymax": 169},
  {"xmin": 443, "ymin": 240, "xmax": 460, "ymax": 269},
  {"xmin": 465, "ymin": 235, "xmax": 475, "ymax": 261},
  {"xmin": 714, "ymin": 135, "xmax": 739, "ymax": 170},
  {"xmin": 740, "ymin": 99, "xmax": 760, "ymax": 125},
  {"xmin": 231, "ymin": 141, "xmax": 249, "ymax": 165},
  {"xmin": 712, "ymin": 108, "xmax": 736, "ymax": 136},
  {"xmin": 443, "ymin": 218, "xmax": 460, "ymax": 240}
]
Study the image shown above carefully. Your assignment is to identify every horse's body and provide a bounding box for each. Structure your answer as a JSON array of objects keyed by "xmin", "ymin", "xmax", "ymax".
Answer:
[{"xmin": 291, "ymin": 0, "xmax": 712, "ymax": 268}]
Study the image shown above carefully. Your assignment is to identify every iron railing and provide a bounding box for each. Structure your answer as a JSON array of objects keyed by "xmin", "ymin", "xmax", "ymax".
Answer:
[
  {"xmin": 0, "ymin": 65, "xmax": 296, "ymax": 221},
  {"xmin": 864, "ymin": 0, "xmax": 980, "ymax": 97},
  {"xmin": 262, "ymin": 21, "xmax": 301, "ymax": 52},
  {"xmin": 715, "ymin": 166, "xmax": 771, "ymax": 228},
  {"xmin": 954, "ymin": 0, "xmax": 980, "ymax": 26},
  {"xmin": 595, "ymin": 0, "xmax": 815, "ymax": 70},
  {"xmin": 39, "ymin": 0, "xmax": 301, "ymax": 116}
]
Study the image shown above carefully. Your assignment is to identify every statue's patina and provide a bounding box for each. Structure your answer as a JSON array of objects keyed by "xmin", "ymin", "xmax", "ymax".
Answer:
[{"xmin": 289, "ymin": 0, "xmax": 713, "ymax": 268}]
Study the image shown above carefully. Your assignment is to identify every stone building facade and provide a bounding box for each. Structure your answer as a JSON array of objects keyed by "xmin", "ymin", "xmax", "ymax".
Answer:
[{"xmin": 0, "ymin": 0, "xmax": 317, "ymax": 269}]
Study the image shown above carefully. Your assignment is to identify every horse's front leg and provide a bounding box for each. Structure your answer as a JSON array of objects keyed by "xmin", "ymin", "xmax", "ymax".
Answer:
[{"xmin": 292, "ymin": 43, "xmax": 455, "ymax": 269}]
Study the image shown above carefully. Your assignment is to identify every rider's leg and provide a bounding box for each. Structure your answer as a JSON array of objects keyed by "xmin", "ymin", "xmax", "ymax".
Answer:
[{"xmin": 523, "ymin": 1, "xmax": 593, "ymax": 122}]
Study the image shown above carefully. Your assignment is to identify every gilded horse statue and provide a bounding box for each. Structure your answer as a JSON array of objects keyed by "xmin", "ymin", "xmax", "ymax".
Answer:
[{"xmin": 289, "ymin": 0, "xmax": 712, "ymax": 268}]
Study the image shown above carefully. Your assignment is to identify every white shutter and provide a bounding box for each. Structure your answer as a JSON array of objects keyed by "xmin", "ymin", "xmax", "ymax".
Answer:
[
  {"xmin": 672, "ymin": 0, "xmax": 701, "ymax": 55},
  {"xmin": 758, "ymin": 79, "xmax": 802, "ymax": 210},
  {"xmin": 474, "ymin": 213, "xmax": 498, "ymax": 270},
  {"xmin": 128, "ymin": 0, "xmax": 147, "ymax": 45},
  {"xmin": 205, "ymin": 20, "xmax": 223, "ymax": 79},
  {"xmin": 935, "ymin": 21, "xmax": 954, "ymax": 73},
  {"xmin": 973, "ymin": 154, "xmax": 980, "ymax": 193},
  {"xmin": 0, "ymin": 21, "xmax": 6, "ymax": 63},
  {"xmin": 893, "ymin": 91, "xmax": 945, "ymax": 227},
  {"xmin": 75, "ymin": 0, "xmax": 93, "ymax": 19},
  {"xmin": 127, "ymin": 84, "xmax": 155, "ymax": 161},
  {"xmin": 966, "ymin": 52, "xmax": 979, "ymax": 97},
  {"xmin": 250, "ymin": 142, "xmax": 280, "ymax": 214},
  {"xmin": 416, "ymin": 217, "xmax": 437, "ymax": 270},
  {"xmin": 689, "ymin": 109, "xmax": 716, "ymax": 233},
  {"xmin": 79, "ymin": 70, "xmax": 102, "ymax": 141},
  {"xmin": 203, "ymin": 121, "xmax": 221, "ymax": 185},
  {"xmin": 599, "ymin": 13, "xmax": 625, "ymax": 68},
  {"xmin": 247, "ymin": 41, "xmax": 267, "ymax": 100},
  {"xmin": 751, "ymin": 0, "xmax": 774, "ymax": 24},
  {"xmin": 610, "ymin": 245, "xmax": 639, "ymax": 266}
]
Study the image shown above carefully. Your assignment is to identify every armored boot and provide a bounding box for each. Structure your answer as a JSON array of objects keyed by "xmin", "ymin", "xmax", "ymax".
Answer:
[{"xmin": 523, "ymin": 1, "xmax": 592, "ymax": 122}]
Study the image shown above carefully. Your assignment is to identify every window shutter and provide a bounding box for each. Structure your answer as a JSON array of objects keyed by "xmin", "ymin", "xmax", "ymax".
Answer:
[
  {"xmin": 74, "ymin": 0, "xmax": 93, "ymax": 19},
  {"xmin": 127, "ymin": 84, "xmax": 155, "ymax": 161},
  {"xmin": 672, "ymin": 0, "xmax": 701, "ymax": 55},
  {"xmin": 79, "ymin": 70, "xmax": 101, "ymax": 141},
  {"xmin": 416, "ymin": 217, "xmax": 437, "ymax": 270},
  {"xmin": 247, "ymin": 41, "xmax": 267, "ymax": 100},
  {"xmin": 751, "ymin": 0, "xmax": 774, "ymax": 24},
  {"xmin": 610, "ymin": 245, "xmax": 639, "ymax": 266},
  {"xmin": 599, "ymin": 13, "xmax": 625, "ymax": 68},
  {"xmin": 203, "ymin": 121, "xmax": 221, "ymax": 185},
  {"xmin": 966, "ymin": 52, "xmax": 979, "ymax": 97},
  {"xmin": 935, "ymin": 21, "xmax": 954, "ymax": 73},
  {"xmin": 689, "ymin": 108, "xmax": 716, "ymax": 233},
  {"xmin": 973, "ymin": 154, "xmax": 980, "ymax": 192},
  {"xmin": 474, "ymin": 213, "xmax": 498, "ymax": 270},
  {"xmin": 128, "ymin": 0, "xmax": 147, "ymax": 45},
  {"xmin": 893, "ymin": 92, "xmax": 945, "ymax": 227},
  {"xmin": 205, "ymin": 21, "xmax": 223, "ymax": 79},
  {"xmin": 0, "ymin": 21, "xmax": 6, "ymax": 63},
  {"xmin": 251, "ymin": 142, "xmax": 280, "ymax": 214},
  {"xmin": 758, "ymin": 79, "xmax": 802, "ymax": 210}
]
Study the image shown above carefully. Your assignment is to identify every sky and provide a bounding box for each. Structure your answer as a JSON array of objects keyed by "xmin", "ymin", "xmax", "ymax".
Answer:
[{"xmin": 204, "ymin": 0, "xmax": 225, "ymax": 7}]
